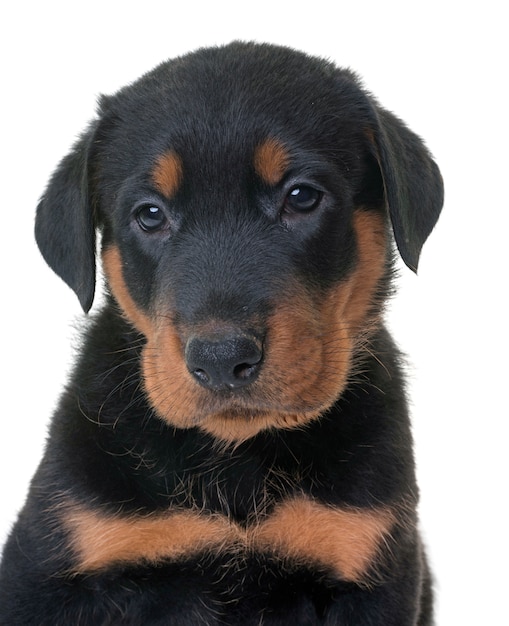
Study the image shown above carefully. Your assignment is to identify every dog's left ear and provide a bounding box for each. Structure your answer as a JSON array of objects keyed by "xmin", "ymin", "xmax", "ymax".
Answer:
[
  {"xmin": 35, "ymin": 120, "xmax": 101, "ymax": 313},
  {"xmin": 369, "ymin": 107, "xmax": 444, "ymax": 272}
]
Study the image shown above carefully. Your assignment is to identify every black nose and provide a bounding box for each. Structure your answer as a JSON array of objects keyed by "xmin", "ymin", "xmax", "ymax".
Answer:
[{"xmin": 185, "ymin": 334, "xmax": 263, "ymax": 390}]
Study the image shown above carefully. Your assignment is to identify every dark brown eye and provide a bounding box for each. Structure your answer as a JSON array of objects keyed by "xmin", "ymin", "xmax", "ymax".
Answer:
[
  {"xmin": 284, "ymin": 185, "xmax": 322, "ymax": 213},
  {"xmin": 136, "ymin": 204, "xmax": 167, "ymax": 232}
]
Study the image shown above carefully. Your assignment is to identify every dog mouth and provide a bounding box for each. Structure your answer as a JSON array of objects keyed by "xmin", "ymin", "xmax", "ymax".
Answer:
[
  {"xmin": 185, "ymin": 362, "xmax": 338, "ymax": 433},
  {"xmin": 195, "ymin": 392, "xmax": 312, "ymax": 419},
  {"xmin": 188, "ymin": 396, "xmax": 324, "ymax": 444}
]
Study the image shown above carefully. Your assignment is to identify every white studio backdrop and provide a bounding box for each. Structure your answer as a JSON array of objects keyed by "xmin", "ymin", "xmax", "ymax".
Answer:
[{"xmin": 1, "ymin": 2, "xmax": 507, "ymax": 624}]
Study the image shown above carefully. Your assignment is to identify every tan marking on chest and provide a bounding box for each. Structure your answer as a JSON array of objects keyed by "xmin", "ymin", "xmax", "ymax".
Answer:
[
  {"xmin": 252, "ymin": 497, "xmax": 395, "ymax": 584},
  {"xmin": 63, "ymin": 506, "xmax": 242, "ymax": 572},
  {"xmin": 63, "ymin": 497, "xmax": 395, "ymax": 584}
]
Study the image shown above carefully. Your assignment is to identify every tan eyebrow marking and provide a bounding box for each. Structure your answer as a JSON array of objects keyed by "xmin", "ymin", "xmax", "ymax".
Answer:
[
  {"xmin": 253, "ymin": 138, "xmax": 289, "ymax": 185},
  {"xmin": 151, "ymin": 150, "xmax": 183, "ymax": 198}
]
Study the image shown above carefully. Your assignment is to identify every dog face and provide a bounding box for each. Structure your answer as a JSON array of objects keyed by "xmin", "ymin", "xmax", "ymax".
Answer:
[{"xmin": 35, "ymin": 42, "xmax": 443, "ymax": 443}]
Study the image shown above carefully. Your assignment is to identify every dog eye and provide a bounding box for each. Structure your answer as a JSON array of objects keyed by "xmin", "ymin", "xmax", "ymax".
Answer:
[
  {"xmin": 136, "ymin": 204, "xmax": 167, "ymax": 232},
  {"xmin": 284, "ymin": 185, "xmax": 322, "ymax": 213}
]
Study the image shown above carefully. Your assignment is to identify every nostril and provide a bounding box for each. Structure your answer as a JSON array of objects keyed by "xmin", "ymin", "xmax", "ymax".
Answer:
[
  {"xmin": 233, "ymin": 362, "xmax": 258, "ymax": 382},
  {"xmin": 185, "ymin": 334, "xmax": 263, "ymax": 390},
  {"xmin": 228, "ymin": 338, "xmax": 262, "ymax": 386},
  {"xmin": 192, "ymin": 368, "xmax": 210, "ymax": 385}
]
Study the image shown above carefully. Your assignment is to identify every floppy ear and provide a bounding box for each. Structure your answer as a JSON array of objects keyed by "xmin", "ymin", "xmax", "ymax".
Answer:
[
  {"xmin": 370, "ymin": 107, "xmax": 444, "ymax": 272},
  {"xmin": 35, "ymin": 120, "xmax": 100, "ymax": 313}
]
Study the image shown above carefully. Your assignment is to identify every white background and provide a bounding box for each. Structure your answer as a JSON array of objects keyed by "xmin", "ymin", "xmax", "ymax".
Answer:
[{"xmin": 1, "ymin": 1, "xmax": 507, "ymax": 623}]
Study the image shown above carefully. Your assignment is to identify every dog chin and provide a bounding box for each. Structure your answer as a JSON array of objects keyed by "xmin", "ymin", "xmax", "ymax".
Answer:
[{"xmin": 187, "ymin": 401, "xmax": 324, "ymax": 444}]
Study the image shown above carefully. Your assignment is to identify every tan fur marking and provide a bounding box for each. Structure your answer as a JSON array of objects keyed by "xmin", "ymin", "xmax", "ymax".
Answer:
[
  {"xmin": 102, "ymin": 246, "xmax": 154, "ymax": 337},
  {"xmin": 101, "ymin": 245, "xmax": 208, "ymax": 431},
  {"xmin": 254, "ymin": 138, "xmax": 289, "ymax": 185},
  {"xmin": 64, "ymin": 506, "xmax": 242, "ymax": 573},
  {"xmin": 63, "ymin": 497, "xmax": 394, "ymax": 584},
  {"xmin": 339, "ymin": 210, "xmax": 388, "ymax": 330},
  {"xmin": 253, "ymin": 497, "xmax": 395, "ymax": 584},
  {"xmin": 152, "ymin": 150, "xmax": 183, "ymax": 198}
]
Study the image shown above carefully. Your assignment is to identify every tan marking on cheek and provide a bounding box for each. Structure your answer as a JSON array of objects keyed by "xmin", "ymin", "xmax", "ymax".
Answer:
[
  {"xmin": 340, "ymin": 210, "xmax": 388, "ymax": 330},
  {"xmin": 102, "ymin": 246, "xmax": 154, "ymax": 337},
  {"xmin": 254, "ymin": 138, "xmax": 290, "ymax": 185},
  {"xmin": 264, "ymin": 289, "xmax": 352, "ymax": 411},
  {"xmin": 63, "ymin": 505, "xmax": 243, "ymax": 573},
  {"xmin": 253, "ymin": 497, "xmax": 395, "ymax": 584},
  {"xmin": 151, "ymin": 150, "xmax": 183, "ymax": 198},
  {"xmin": 101, "ymin": 246, "xmax": 205, "ymax": 429},
  {"xmin": 141, "ymin": 325, "xmax": 203, "ymax": 430}
]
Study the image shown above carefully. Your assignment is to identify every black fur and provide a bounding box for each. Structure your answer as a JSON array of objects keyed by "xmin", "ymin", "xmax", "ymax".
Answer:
[{"xmin": 0, "ymin": 42, "xmax": 443, "ymax": 625}]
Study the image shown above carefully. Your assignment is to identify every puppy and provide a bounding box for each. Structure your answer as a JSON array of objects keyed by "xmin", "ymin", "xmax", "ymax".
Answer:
[{"xmin": 0, "ymin": 42, "xmax": 443, "ymax": 625}]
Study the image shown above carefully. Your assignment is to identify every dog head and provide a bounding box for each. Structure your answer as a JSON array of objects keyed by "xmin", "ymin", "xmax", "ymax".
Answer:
[{"xmin": 35, "ymin": 42, "xmax": 443, "ymax": 442}]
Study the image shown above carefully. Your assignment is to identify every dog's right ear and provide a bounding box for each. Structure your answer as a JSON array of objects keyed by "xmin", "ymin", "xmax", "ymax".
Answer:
[{"xmin": 35, "ymin": 120, "xmax": 101, "ymax": 313}]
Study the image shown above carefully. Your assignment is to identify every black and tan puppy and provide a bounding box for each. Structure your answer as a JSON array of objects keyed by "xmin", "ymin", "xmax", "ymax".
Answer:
[{"xmin": 0, "ymin": 42, "xmax": 443, "ymax": 624}]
